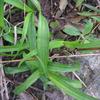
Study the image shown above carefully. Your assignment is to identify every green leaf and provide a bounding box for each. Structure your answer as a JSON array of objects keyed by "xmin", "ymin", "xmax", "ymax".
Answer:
[
  {"xmin": 25, "ymin": 60, "xmax": 39, "ymax": 71},
  {"xmin": 64, "ymin": 39, "xmax": 100, "ymax": 49},
  {"xmin": 91, "ymin": 16, "xmax": 100, "ymax": 22},
  {"xmin": 77, "ymin": 39, "xmax": 100, "ymax": 49},
  {"xmin": 50, "ymin": 73, "xmax": 82, "ymax": 88},
  {"xmin": 63, "ymin": 77, "xmax": 82, "ymax": 88},
  {"xmin": 0, "ymin": 0, "xmax": 4, "ymax": 28},
  {"xmin": 27, "ymin": 13, "xmax": 36, "ymax": 50},
  {"xmin": 76, "ymin": 0, "xmax": 84, "ymax": 7},
  {"xmin": 4, "ymin": 0, "xmax": 32, "ymax": 12},
  {"xmin": 64, "ymin": 40, "xmax": 81, "ymax": 49},
  {"xmin": 21, "ymin": 13, "xmax": 36, "ymax": 50},
  {"xmin": 84, "ymin": 4, "xmax": 100, "ymax": 13},
  {"xmin": 4, "ymin": 64, "xmax": 30, "ymax": 74},
  {"xmin": 78, "ymin": 12, "xmax": 95, "ymax": 16},
  {"xmin": 49, "ymin": 62, "xmax": 80, "ymax": 72},
  {"xmin": 14, "ymin": 70, "xmax": 40, "ymax": 94},
  {"xmin": 36, "ymin": 56, "xmax": 48, "ymax": 76},
  {"xmin": 37, "ymin": 14, "xmax": 50, "ymax": 66},
  {"xmin": 30, "ymin": 0, "xmax": 41, "ymax": 12},
  {"xmin": 49, "ymin": 73, "xmax": 97, "ymax": 100},
  {"xmin": 21, "ymin": 13, "xmax": 32, "ymax": 43},
  {"xmin": 18, "ymin": 50, "xmax": 37, "ymax": 67},
  {"xmin": 0, "ymin": 43, "xmax": 28, "ymax": 53},
  {"xmin": 82, "ymin": 20, "xmax": 93, "ymax": 35},
  {"xmin": 49, "ymin": 40, "xmax": 64, "ymax": 49},
  {"xmin": 63, "ymin": 25, "xmax": 81, "ymax": 36},
  {"xmin": 3, "ymin": 33, "xmax": 14, "ymax": 43}
]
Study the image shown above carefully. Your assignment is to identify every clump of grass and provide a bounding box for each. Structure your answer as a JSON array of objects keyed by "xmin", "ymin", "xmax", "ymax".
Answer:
[{"xmin": 0, "ymin": 0, "xmax": 100, "ymax": 99}]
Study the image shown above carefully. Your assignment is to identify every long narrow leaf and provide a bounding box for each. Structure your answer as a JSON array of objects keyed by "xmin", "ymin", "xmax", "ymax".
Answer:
[
  {"xmin": 4, "ymin": 0, "xmax": 32, "ymax": 12},
  {"xmin": 27, "ymin": 13, "xmax": 36, "ymax": 50},
  {"xmin": 49, "ymin": 62, "xmax": 80, "ymax": 72},
  {"xmin": 0, "ymin": 0, "xmax": 4, "ymax": 28},
  {"xmin": 21, "ymin": 13, "xmax": 36, "ymax": 49},
  {"xmin": 49, "ymin": 73, "xmax": 97, "ymax": 100},
  {"xmin": 4, "ymin": 64, "xmax": 30, "ymax": 75},
  {"xmin": 77, "ymin": 39, "xmax": 100, "ymax": 49},
  {"xmin": 18, "ymin": 50, "xmax": 37, "ymax": 67},
  {"xmin": 76, "ymin": 0, "xmax": 84, "ymax": 7},
  {"xmin": 49, "ymin": 40, "xmax": 64, "ymax": 49},
  {"xmin": 37, "ymin": 14, "xmax": 49, "ymax": 66},
  {"xmin": 0, "ymin": 43, "xmax": 28, "ymax": 53},
  {"xmin": 30, "ymin": 0, "xmax": 41, "ymax": 12},
  {"xmin": 14, "ymin": 70, "xmax": 40, "ymax": 94},
  {"xmin": 21, "ymin": 13, "xmax": 32, "ymax": 43},
  {"xmin": 84, "ymin": 4, "xmax": 100, "ymax": 13},
  {"xmin": 82, "ymin": 20, "xmax": 93, "ymax": 35},
  {"xmin": 64, "ymin": 39, "xmax": 100, "ymax": 49},
  {"xmin": 50, "ymin": 73, "xmax": 82, "ymax": 88},
  {"xmin": 36, "ymin": 56, "xmax": 48, "ymax": 76}
]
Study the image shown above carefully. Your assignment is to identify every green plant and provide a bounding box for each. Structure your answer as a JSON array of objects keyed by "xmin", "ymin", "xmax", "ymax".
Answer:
[{"xmin": 0, "ymin": 0, "xmax": 100, "ymax": 99}]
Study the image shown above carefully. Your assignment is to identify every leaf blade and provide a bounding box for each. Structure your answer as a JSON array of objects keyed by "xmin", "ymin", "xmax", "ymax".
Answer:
[
  {"xmin": 0, "ymin": 0, "xmax": 4, "ymax": 28},
  {"xmin": 82, "ymin": 20, "xmax": 93, "ymax": 35},
  {"xmin": 49, "ymin": 73, "xmax": 97, "ymax": 100},
  {"xmin": 63, "ymin": 25, "xmax": 81, "ymax": 36},
  {"xmin": 49, "ymin": 62, "xmax": 80, "ymax": 72},
  {"xmin": 4, "ymin": 0, "xmax": 32, "ymax": 12},
  {"xmin": 37, "ymin": 14, "xmax": 49, "ymax": 67},
  {"xmin": 14, "ymin": 70, "xmax": 40, "ymax": 94}
]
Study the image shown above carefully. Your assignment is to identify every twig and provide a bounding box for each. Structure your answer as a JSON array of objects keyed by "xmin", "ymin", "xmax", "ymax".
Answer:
[
  {"xmin": 50, "ymin": 53, "xmax": 100, "ymax": 59},
  {"xmin": 14, "ymin": 26, "xmax": 17, "ymax": 45},
  {"xmin": 73, "ymin": 72, "xmax": 87, "ymax": 87},
  {"xmin": 0, "ymin": 58, "xmax": 35, "ymax": 64},
  {"xmin": 0, "ymin": 38, "xmax": 9, "ymax": 100},
  {"xmin": 0, "ymin": 53, "xmax": 100, "ymax": 64}
]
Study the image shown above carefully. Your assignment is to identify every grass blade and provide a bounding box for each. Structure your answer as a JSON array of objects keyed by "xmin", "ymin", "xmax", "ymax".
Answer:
[
  {"xmin": 84, "ymin": 4, "xmax": 100, "ymax": 13},
  {"xmin": 4, "ymin": 64, "xmax": 30, "ymax": 75},
  {"xmin": 30, "ymin": 0, "xmax": 41, "ymax": 12},
  {"xmin": 92, "ymin": 16, "xmax": 100, "ymax": 22},
  {"xmin": 21, "ymin": 13, "xmax": 36, "ymax": 49},
  {"xmin": 77, "ymin": 39, "xmax": 100, "ymax": 49},
  {"xmin": 18, "ymin": 50, "xmax": 37, "ymax": 67},
  {"xmin": 37, "ymin": 14, "xmax": 50, "ymax": 67},
  {"xmin": 14, "ymin": 70, "xmax": 40, "ymax": 94},
  {"xmin": 0, "ymin": 43, "xmax": 28, "ymax": 53},
  {"xmin": 49, "ymin": 62, "xmax": 80, "ymax": 72},
  {"xmin": 64, "ymin": 39, "xmax": 100, "ymax": 49},
  {"xmin": 27, "ymin": 13, "xmax": 36, "ymax": 50},
  {"xmin": 21, "ymin": 13, "xmax": 32, "ymax": 43},
  {"xmin": 76, "ymin": 0, "xmax": 84, "ymax": 7},
  {"xmin": 49, "ymin": 40, "xmax": 64, "ymax": 49},
  {"xmin": 49, "ymin": 73, "xmax": 97, "ymax": 100},
  {"xmin": 4, "ymin": 0, "xmax": 32, "ymax": 12},
  {"xmin": 64, "ymin": 40, "xmax": 81, "ymax": 48},
  {"xmin": 50, "ymin": 73, "xmax": 82, "ymax": 88},
  {"xmin": 0, "ymin": 0, "xmax": 4, "ymax": 28},
  {"xmin": 82, "ymin": 20, "xmax": 93, "ymax": 35},
  {"xmin": 78, "ymin": 12, "xmax": 95, "ymax": 16}
]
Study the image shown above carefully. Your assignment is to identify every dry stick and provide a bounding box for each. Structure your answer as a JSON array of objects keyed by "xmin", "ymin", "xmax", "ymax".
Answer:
[
  {"xmin": 0, "ymin": 38, "xmax": 9, "ymax": 100},
  {"xmin": 73, "ymin": 72, "xmax": 87, "ymax": 88},
  {"xmin": 50, "ymin": 53, "xmax": 100, "ymax": 59},
  {"xmin": 0, "ymin": 58, "xmax": 35, "ymax": 64},
  {"xmin": 0, "ymin": 53, "xmax": 100, "ymax": 64}
]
